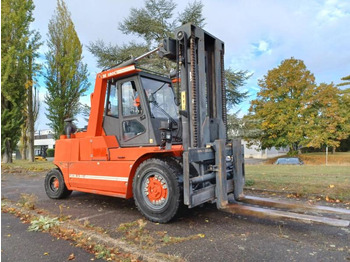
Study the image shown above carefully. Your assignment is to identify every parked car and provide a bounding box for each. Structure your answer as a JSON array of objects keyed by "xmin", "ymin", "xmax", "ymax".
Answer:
[
  {"xmin": 35, "ymin": 155, "xmax": 47, "ymax": 161},
  {"xmin": 274, "ymin": 157, "xmax": 304, "ymax": 165}
]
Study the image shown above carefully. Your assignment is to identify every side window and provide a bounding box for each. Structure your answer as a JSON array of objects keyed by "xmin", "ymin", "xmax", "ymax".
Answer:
[
  {"xmin": 106, "ymin": 83, "xmax": 118, "ymax": 117},
  {"xmin": 122, "ymin": 81, "xmax": 141, "ymax": 116},
  {"xmin": 122, "ymin": 120, "xmax": 145, "ymax": 141}
]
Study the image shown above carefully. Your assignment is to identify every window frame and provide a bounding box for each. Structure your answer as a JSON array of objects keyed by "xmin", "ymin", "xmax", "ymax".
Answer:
[{"xmin": 105, "ymin": 80, "xmax": 119, "ymax": 118}]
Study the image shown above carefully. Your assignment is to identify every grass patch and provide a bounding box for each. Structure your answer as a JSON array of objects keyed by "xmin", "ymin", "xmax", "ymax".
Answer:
[
  {"xmin": 245, "ymin": 179, "xmax": 255, "ymax": 187},
  {"xmin": 18, "ymin": 193, "xmax": 38, "ymax": 210},
  {"xmin": 28, "ymin": 216, "xmax": 61, "ymax": 232},
  {"xmin": 117, "ymin": 219, "xmax": 204, "ymax": 249},
  {"xmin": 245, "ymin": 165, "xmax": 350, "ymax": 201},
  {"xmin": 264, "ymin": 152, "xmax": 350, "ymax": 165},
  {"xmin": 1, "ymin": 160, "xmax": 55, "ymax": 173},
  {"xmin": 300, "ymin": 152, "xmax": 350, "ymax": 165}
]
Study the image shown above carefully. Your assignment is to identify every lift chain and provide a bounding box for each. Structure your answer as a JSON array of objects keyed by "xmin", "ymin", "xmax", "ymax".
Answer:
[
  {"xmin": 221, "ymin": 50, "xmax": 227, "ymax": 137},
  {"xmin": 190, "ymin": 30, "xmax": 198, "ymax": 147}
]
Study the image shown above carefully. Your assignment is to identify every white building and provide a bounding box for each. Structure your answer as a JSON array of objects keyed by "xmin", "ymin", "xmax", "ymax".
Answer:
[
  {"xmin": 243, "ymin": 140, "xmax": 288, "ymax": 159},
  {"xmin": 34, "ymin": 129, "xmax": 55, "ymax": 156}
]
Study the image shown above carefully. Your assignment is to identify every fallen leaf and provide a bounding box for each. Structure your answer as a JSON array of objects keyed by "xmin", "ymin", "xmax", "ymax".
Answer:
[
  {"xmin": 68, "ymin": 253, "xmax": 75, "ymax": 260},
  {"xmin": 7, "ymin": 234, "xmax": 11, "ymax": 237},
  {"xmin": 329, "ymin": 185, "xmax": 335, "ymax": 188},
  {"xmin": 198, "ymin": 234, "xmax": 205, "ymax": 238},
  {"xmin": 205, "ymin": 218, "xmax": 209, "ymax": 223},
  {"xmin": 44, "ymin": 252, "xmax": 49, "ymax": 256}
]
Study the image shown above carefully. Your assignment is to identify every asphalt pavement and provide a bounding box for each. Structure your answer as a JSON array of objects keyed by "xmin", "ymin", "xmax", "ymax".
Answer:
[
  {"xmin": 1, "ymin": 212, "xmax": 100, "ymax": 262},
  {"xmin": 2, "ymin": 171, "xmax": 350, "ymax": 261}
]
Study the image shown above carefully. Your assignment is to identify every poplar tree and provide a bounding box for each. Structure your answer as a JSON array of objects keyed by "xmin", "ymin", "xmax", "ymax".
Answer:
[
  {"xmin": 44, "ymin": 0, "xmax": 89, "ymax": 139},
  {"xmin": 1, "ymin": 0, "xmax": 36, "ymax": 163},
  {"xmin": 20, "ymin": 32, "xmax": 42, "ymax": 162}
]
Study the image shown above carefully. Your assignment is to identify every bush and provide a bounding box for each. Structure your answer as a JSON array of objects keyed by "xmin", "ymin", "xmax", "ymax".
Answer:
[
  {"xmin": 28, "ymin": 216, "xmax": 60, "ymax": 232},
  {"xmin": 46, "ymin": 148, "xmax": 55, "ymax": 157},
  {"xmin": 245, "ymin": 179, "xmax": 255, "ymax": 187}
]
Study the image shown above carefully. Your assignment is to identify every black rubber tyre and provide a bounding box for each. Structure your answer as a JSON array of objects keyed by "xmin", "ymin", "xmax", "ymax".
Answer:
[
  {"xmin": 133, "ymin": 158, "xmax": 181, "ymax": 223},
  {"xmin": 45, "ymin": 168, "xmax": 72, "ymax": 199}
]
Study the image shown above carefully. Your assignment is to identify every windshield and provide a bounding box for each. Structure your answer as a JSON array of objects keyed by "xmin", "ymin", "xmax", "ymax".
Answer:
[{"xmin": 141, "ymin": 77, "xmax": 179, "ymax": 119}]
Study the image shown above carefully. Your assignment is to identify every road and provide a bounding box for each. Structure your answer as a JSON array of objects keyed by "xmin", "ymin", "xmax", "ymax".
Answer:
[
  {"xmin": 1, "ymin": 212, "xmax": 100, "ymax": 262},
  {"xmin": 2, "ymin": 171, "xmax": 350, "ymax": 261}
]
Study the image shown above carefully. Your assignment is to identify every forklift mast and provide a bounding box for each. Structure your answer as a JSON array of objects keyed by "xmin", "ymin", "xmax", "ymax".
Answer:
[{"xmin": 172, "ymin": 24, "xmax": 244, "ymax": 208}]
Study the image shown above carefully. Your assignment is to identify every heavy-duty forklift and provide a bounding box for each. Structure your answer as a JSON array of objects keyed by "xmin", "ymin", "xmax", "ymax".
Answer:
[{"xmin": 45, "ymin": 24, "xmax": 350, "ymax": 226}]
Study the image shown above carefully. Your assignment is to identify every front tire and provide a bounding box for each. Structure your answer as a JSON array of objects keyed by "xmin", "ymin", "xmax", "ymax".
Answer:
[
  {"xmin": 45, "ymin": 168, "xmax": 72, "ymax": 199},
  {"xmin": 133, "ymin": 158, "xmax": 181, "ymax": 223}
]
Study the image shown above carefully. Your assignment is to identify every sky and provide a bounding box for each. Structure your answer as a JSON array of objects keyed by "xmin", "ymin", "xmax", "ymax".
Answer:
[{"xmin": 32, "ymin": 0, "xmax": 350, "ymax": 130}]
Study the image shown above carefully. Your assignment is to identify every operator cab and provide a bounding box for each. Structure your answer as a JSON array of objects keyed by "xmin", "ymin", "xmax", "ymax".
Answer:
[{"xmin": 103, "ymin": 71, "xmax": 180, "ymax": 148}]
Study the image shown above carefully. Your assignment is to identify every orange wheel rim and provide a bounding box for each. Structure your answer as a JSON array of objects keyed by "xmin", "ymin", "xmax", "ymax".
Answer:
[
  {"xmin": 53, "ymin": 178, "xmax": 59, "ymax": 189},
  {"xmin": 146, "ymin": 176, "xmax": 168, "ymax": 204}
]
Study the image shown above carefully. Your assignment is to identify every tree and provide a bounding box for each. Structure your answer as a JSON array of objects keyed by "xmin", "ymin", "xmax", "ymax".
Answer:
[
  {"xmin": 89, "ymin": 0, "xmax": 206, "ymax": 74},
  {"xmin": 44, "ymin": 0, "xmax": 89, "ymax": 139},
  {"xmin": 1, "ymin": 0, "xmax": 36, "ymax": 163},
  {"xmin": 177, "ymin": 0, "xmax": 206, "ymax": 27},
  {"xmin": 337, "ymin": 82, "xmax": 350, "ymax": 151},
  {"xmin": 88, "ymin": 41, "xmax": 149, "ymax": 69},
  {"xmin": 338, "ymin": 74, "xmax": 350, "ymax": 87},
  {"xmin": 89, "ymin": 0, "xmax": 249, "ymax": 110},
  {"xmin": 19, "ymin": 32, "xmax": 42, "ymax": 161},
  {"xmin": 27, "ymin": 34, "xmax": 42, "ymax": 162},
  {"xmin": 305, "ymin": 83, "xmax": 349, "ymax": 151},
  {"xmin": 119, "ymin": 0, "xmax": 176, "ymax": 45},
  {"xmin": 225, "ymin": 69, "xmax": 250, "ymax": 110},
  {"xmin": 247, "ymin": 58, "xmax": 316, "ymax": 154}
]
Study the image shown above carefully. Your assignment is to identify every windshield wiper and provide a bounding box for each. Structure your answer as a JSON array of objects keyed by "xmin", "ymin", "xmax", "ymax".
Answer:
[
  {"xmin": 150, "ymin": 100, "xmax": 178, "ymax": 128},
  {"xmin": 150, "ymin": 82, "xmax": 167, "ymax": 97}
]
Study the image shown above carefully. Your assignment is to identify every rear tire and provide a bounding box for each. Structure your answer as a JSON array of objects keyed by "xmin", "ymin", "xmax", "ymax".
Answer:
[
  {"xmin": 45, "ymin": 168, "xmax": 72, "ymax": 199},
  {"xmin": 133, "ymin": 158, "xmax": 181, "ymax": 223}
]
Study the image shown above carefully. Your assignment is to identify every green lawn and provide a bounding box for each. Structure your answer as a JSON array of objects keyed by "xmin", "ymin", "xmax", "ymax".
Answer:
[
  {"xmin": 245, "ymin": 165, "xmax": 350, "ymax": 201},
  {"xmin": 265, "ymin": 152, "xmax": 350, "ymax": 165}
]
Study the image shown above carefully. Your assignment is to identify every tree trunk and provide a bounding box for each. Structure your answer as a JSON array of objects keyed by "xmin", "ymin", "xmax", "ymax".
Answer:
[
  {"xmin": 2, "ymin": 139, "xmax": 13, "ymax": 163},
  {"xmin": 21, "ymin": 126, "xmax": 28, "ymax": 160},
  {"xmin": 28, "ymin": 62, "xmax": 34, "ymax": 162},
  {"xmin": 27, "ymin": 51, "xmax": 35, "ymax": 162},
  {"xmin": 21, "ymin": 140, "xmax": 28, "ymax": 160}
]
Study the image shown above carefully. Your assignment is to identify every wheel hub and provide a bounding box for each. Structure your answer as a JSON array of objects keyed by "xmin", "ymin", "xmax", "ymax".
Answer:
[
  {"xmin": 144, "ymin": 175, "xmax": 168, "ymax": 206},
  {"xmin": 53, "ymin": 178, "xmax": 59, "ymax": 189}
]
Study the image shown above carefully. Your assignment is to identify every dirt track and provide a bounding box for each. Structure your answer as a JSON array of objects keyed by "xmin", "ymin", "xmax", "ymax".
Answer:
[{"xmin": 2, "ymin": 171, "xmax": 350, "ymax": 261}]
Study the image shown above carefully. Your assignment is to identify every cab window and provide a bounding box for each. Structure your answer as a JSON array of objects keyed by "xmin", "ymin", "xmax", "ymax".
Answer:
[
  {"xmin": 106, "ymin": 83, "xmax": 118, "ymax": 117},
  {"xmin": 122, "ymin": 81, "xmax": 141, "ymax": 116}
]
